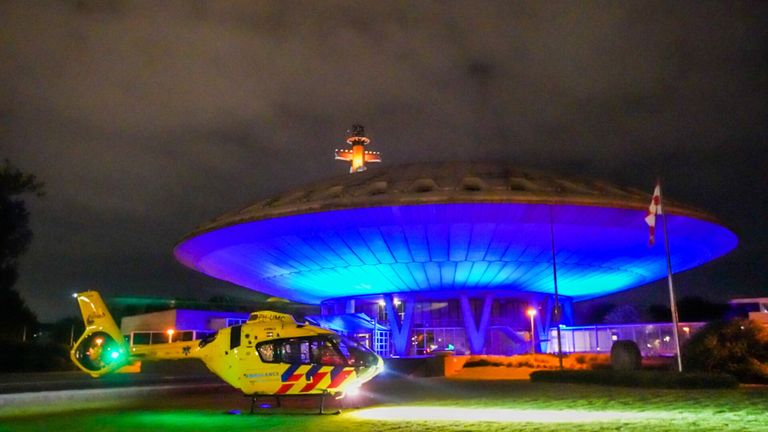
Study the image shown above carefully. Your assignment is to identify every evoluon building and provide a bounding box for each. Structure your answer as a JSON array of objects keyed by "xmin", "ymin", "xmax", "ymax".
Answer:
[{"xmin": 174, "ymin": 162, "xmax": 737, "ymax": 357}]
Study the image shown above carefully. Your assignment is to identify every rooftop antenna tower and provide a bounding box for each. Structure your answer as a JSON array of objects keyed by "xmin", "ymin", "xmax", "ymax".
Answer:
[{"xmin": 334, "ymin": 124, "xmax": 381, "ymax": 173}]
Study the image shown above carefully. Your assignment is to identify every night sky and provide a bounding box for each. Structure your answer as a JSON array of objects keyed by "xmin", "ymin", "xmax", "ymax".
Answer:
[{"xmin": 2, "ymin": 2, "xmax": 766, "ymax": 320}]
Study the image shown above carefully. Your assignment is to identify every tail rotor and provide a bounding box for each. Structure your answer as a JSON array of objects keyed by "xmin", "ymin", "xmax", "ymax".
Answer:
[{"xmin": 70, "ymin": 291, "xmax": 129, "ymax": 377}]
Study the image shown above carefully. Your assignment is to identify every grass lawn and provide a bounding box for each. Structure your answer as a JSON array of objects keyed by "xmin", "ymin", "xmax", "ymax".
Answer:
[{"xmin": 1, "ymin": 378, "xmax": 766, "ymax": 432}]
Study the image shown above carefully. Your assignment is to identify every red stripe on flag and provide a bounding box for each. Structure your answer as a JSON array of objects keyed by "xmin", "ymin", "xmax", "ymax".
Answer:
[
  {"xmin": 327, "ymin": 369, "xmax": 354, "ymax": 389},
  {"xmin": 300, "ymin": 371, "xmax": 329, "ymax": 393},
  {"xmin": 645, "ymin": 184, "xmax": 661, "ymax": 246}
]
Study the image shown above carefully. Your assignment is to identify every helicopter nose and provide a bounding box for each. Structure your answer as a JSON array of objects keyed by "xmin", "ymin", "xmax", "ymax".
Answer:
[{"xmin": 359, "ymin": 354, "xmax": 385, "ymax": 383}]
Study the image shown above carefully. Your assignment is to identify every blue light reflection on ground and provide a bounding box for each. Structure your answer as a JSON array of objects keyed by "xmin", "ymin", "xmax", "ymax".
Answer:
[{"xmin": 175, "ymin": 203, "xmax": 737, "ymax": 303}]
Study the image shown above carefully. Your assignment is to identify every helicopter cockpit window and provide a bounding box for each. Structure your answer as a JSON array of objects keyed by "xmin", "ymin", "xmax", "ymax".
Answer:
[
  {"xmin": 257, "ymin": 342, "xmax": 275, "ymax": 363},
  {"xmin": 255, "ymin": 335, "xmax": 375, "ymax": 366},
  {"xmin": 310, "ymin": 338, "xmax": 345, "ymax": 366},
  {"xmin": 331, "ymin": 335, "xmax": 378, "ymax": 368},
  {"xmin": 256, "ymin": 337, "xmax": 343, "ymax": 365},
  {"xmin": 281, "ymin": 339, "xmax": 310, "ymax": 364}
]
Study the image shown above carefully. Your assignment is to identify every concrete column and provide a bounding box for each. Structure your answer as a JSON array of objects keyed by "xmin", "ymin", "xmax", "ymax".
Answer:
[
  {"xmin": 561, "ymin": 298, "xmax": 574, "ymax": 326},
  {"xmin": 334, "ymin": 300, "xmax": 345, "ymax": 315},
  {"xmin": 344, "ymin": 299, "xmax": 355, "ymax": 314},
  {"xmin": 460, "ymin": 293, "xmax": 494, "ymax": 354},
  {"xmin": 384, "ymin": 294, "xmax": 415, "ymax": 357},
  {"xmin": 535, "ymin": 296, "xmax": 554, "ymax": 353}
]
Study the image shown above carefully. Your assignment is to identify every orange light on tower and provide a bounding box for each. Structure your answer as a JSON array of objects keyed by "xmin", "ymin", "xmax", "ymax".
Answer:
[{"xmin": 334, "ymin": 124, "xmax": 381, "ymax": 173}]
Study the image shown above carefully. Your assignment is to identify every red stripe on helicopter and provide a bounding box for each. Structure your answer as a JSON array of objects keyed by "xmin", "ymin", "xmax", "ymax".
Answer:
[
  {"xmin": 275, "ymin": 364, "xmax": 306, "ymax": 394},
  {"xmin": 299, "ymin": 371, "xmax": 329, "ymax": 393},
  {"xmin": 281, "ymin": 364, "xmax": 301, "ymax": 382},
  {"xmin": 327, "ymin": 369, "xmax": 354, "ymax": 389},
  {"xmin": 275, "ymin": 383, "xmax": 294, "ymax": 394},
  {"xmin": 285, "ymin": 373, "xmax": 303, "ymax": 382},
  {"xmin": 305, "ymin": 364, "xmax": 323, "ymax": 381}
]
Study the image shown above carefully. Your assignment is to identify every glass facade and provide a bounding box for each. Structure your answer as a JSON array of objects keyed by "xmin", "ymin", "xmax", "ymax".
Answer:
[
  {"xmin": 548, "ymin": 322, "xmax": 706, "ymax": 356},
  {"xmin": 129, "ymin": 330, "xmax": 214, "ymax": 345},
  {"xmin": 410, "ymin": 327, "xmax": 467, "ymax": 355},
  {"xmin": 323, "ymin": 295, "xmax": 544, "ymax": 357}
]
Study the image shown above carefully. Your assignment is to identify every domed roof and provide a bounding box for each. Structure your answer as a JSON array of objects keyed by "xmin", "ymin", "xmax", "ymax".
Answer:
[
  {"xmin": 185, "ymin": 161, "xmax": 714, "ymax": 239},
  {"xmin": 175, "ymin": 161, "xmax": 736, "ymax": 304}
]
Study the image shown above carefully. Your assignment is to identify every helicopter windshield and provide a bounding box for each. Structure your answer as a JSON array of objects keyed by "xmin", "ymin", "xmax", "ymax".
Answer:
[
  {"xmin": 329, "ymin": 334, "xmax": 379, "ymax": 368},
  {"xmin": 255, "ymin": 335, "xmax": 377, "ymax": 367}
]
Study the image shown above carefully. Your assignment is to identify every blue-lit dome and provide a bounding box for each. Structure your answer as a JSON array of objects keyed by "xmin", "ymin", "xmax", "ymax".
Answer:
[{"xmin": 174, "ymin": 162, "xmax": 737, "ymax": 303}]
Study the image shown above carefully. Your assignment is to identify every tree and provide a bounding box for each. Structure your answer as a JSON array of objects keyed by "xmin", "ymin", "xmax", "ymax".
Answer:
[
  {"xmin": 579, "ymin": 302, "xmax": 616, "ymax": 324},
  {"xmin": 682, "ymin": 318, "xmax": 768, "ymax": 383},
  {"xmin": 677, "ymin": 296, "xmax": 729, "ymax": 322},
  {"xmin": 648, "ymin": 296, "xmax": 730, "ymax": 324},
  {"xmin": 603, "ymin": 305, "xmax": 642, "ymax": 324},
  {"xmin": 647, "ymin": 304, "xmax": 671, "ymax": 322},
  {"xmin": 0, "ymin": 160, "xmax": 43, "ymax": 342}
]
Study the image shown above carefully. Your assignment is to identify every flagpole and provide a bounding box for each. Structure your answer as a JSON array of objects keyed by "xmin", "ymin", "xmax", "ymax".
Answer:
[
  {"xmin": 549, "ymin": 205, "xmax": 564, "ymax": 370},
  {"xmin": 658, "ymin": 181, "xmax": 683, "ymax": 372}
]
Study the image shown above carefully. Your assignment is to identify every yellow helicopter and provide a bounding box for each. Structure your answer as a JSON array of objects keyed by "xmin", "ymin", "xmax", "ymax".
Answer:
[{"xmin": 70, "ymin": 291, "xmax": 384, "ymax": 413}]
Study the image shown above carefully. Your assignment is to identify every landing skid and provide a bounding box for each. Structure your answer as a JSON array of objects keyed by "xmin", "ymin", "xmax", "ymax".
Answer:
[{"xmin": 246, "ymin": 391, "xmax": 343, "ymax": 415}]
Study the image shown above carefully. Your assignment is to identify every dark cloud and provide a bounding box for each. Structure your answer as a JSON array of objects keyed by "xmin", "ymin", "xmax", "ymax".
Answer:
[{"xmin": 1, "ymin": 1, "xmax": 766, "ymax": 318}]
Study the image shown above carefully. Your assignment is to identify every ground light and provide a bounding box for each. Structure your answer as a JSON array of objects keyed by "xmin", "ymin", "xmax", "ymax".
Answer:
[{"xmin": 349, "ymin": 406, "xmax": 673, "ymax": 423}]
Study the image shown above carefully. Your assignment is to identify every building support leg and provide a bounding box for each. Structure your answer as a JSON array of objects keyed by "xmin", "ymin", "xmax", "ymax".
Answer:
[
  {"xmin": 460, "ymin": 293, "xmax": 494, "ymax": 355},
  {"xmin": 385, "ymin": 294, "xmax": 415, "ymax": 357}
]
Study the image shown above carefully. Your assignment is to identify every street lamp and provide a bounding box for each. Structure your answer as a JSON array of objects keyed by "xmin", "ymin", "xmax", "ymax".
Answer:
[
  {"xmin": 526, "ymin": 308, "xmax": 536, "ymax": 354},
  {"xmin": 166, "ymin": 329, "xmax": 175, "ymax": 343}
]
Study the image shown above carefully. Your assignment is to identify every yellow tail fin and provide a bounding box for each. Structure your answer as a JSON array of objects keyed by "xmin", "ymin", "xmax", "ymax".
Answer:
[{"xmin": 70, "ymin": 291, "xmax": 129, "ymax": 377}]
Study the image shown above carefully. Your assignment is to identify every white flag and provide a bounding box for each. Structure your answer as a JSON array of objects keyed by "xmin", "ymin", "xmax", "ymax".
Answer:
[{"xmin": 644, "ymin": 184, "xmax": 662, "ymax": 245}]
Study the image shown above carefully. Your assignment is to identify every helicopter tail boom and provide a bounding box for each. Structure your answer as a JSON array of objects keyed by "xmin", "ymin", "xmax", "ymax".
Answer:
[{"xmin": 70, "ymin": 291, "xmax": 131, "ymax": 377}]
